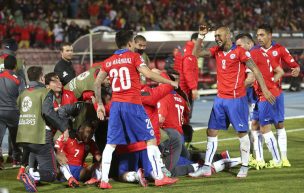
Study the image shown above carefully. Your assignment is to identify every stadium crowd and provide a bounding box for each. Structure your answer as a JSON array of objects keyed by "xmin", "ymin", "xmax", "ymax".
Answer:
[{"xmin": 0, "ymin": 0, "xmax": 303, "ymax": 49}]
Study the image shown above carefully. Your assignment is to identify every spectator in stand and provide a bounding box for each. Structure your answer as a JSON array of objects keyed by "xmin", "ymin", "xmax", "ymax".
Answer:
[
  {"xmin": 53, "ymin": 24, "xmax": 64, "ymax": 49},
  {"xmin": 88, "ymin": 0, "xmax": 100, "ymax": 26},
  {"xmin": 54, "ymin": 43, "xmax": 75, "ymax": 86},
  {"xmin": 34, "ymin": 24, "xmax": 46, "ymax": 48},
  {"xmin": 67, "ymin": 21, "xmax": 80, "ymax": 44},
  {"xmin": 18, "ymin": 22, "xmax": 30, "ymax": 49}
]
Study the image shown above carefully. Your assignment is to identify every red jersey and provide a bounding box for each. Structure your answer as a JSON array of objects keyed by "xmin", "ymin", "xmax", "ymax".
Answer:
[
  {"xmin": 53, "ymin": 89, "xmax": 78, "ymax": 108},
  {"xmin": 101, "ymin": 49, "xmax": 145, "ymax": 104},
  {"xmin": 116, "ymin": 73, "xmax": 173, "ymax": 154},
  {"xmin": 180, "ymin": 41, "xmax": 199, "ymax": 95},
  {"xmin": 260, "ymin": 42, "xmax": 299, "ymax": 90},
  {"xmin": 250, "ymin": 47, "xmax": 280, "ymax": 101},
  {"xmin": 158, "ymin": 92, "xmax": 189, "ymax": 135},
  {"xmin": 55, "ymin": 134, "xmax": 101, "ymax": 166},
  {"xmin": 209, "ymin": 44, "xmax": 251, "ymax": 98}
]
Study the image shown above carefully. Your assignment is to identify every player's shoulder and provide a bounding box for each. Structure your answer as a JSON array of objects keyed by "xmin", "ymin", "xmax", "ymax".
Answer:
[
  {"xmin": 249, "ymin": 46, "xmax": 261, "ymax": 55},
  {"xmin": 272, "ymin": 42, "xmax": 283, "ymax": 49},
  {"xmin": 234, "ymin": 45, "xmax": 251, "ymax": 57}
]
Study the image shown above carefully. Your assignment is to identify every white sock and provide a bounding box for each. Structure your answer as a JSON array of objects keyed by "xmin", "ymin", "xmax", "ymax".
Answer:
[
  {"xmin": 159, "ymin": 157, "xmax": 166, "ymax": 168},
  {"xmin": 212, "ymin": 159, "xmax": 225, "ymax": 173},
  {"xmin": 59, "ymin": 165, "xmax": 72, "ymax": 180},
  {"xmin": 212, "ymin": 157, "xmax": 242, "ymax": 173},
  {"xmin": 204, "ymin": 136, "xmax": 218, "ymax": 166},
  {"xmin": 252, "ymin": 130, "xmax": 264, "ymax": 161},
  {"xmin": 239, "ymin": 134, "xmax": 250, "ymax": 166},
  {"xmin": 258, "ymin": 132, "xmax": 264, "ymax": 161},
  {"xmin": 227, "ymin": 157, "xmax": 242, "ymax": 168},
  {"xmin": 124, "ymin": 172, "xmax": 137, "ymax": 182},
  {"xmin": 147, "ymin": 145, "xmax": 164, "ymax": 180},
  {"xmin": 101, "ymin": 145, "xmax": 115, "ymax": 182},
  {"xmin": 263, "ymin": 131, "xmax": 281, "ymax": 163},
  {"xmin": 276, "ymin": 128, "xmax": 287, "ymax": 159},
  {"xmin": 29, "ymin": 168, "xmax": 40, "ymax": 181},
  {"xmin": 191, "ymin": 163, "xmax": 199, "ymax": 172},
  {"xmin": 95, "ymin": 168, "xmax": 102, "ymax": 180}
]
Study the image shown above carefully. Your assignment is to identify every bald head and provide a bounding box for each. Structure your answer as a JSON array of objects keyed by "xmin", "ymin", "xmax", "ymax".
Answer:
[
  {"xmin": 214, "ymin": 26, "xmax": 232, "ymax": 50},
  {"xmin": 216, "ymin": 26, "xmax": 231, "ymax": 35}
]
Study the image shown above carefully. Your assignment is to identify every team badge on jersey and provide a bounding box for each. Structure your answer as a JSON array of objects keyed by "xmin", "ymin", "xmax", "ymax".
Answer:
[
  {"xmin": 230, "ymin": 54, "xmax": 236, "ymax": 59},
  {"xmin": 272, "ymin": 51, "xmax": 278, "ymax": 56},
  {"xmin": 245, "ymin": 51, "xmax": 251, "ymax": 58}
]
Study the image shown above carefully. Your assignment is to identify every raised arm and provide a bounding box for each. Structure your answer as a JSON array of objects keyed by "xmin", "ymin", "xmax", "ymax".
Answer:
[{"xmin": 193, "ymin": 25, "xmax": 212, "ymax": 58}]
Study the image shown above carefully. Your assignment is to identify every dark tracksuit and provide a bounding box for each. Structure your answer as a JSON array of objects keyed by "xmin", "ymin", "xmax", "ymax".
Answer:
[{"xmin": 0, "ymin": 70, "xmax": 25, "ymax": 161}]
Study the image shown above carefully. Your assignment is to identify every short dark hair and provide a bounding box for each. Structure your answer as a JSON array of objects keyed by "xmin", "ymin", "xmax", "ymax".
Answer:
[
  {"xmin": 60, "ymin": 42, "xmax": 72, "ymax": 52},
  {"xmin": 191, "ymin": 33, "xmax": 199, "ymax": 41},
  {"xmin": 27, "ymin": 66, "xmax": 43, "ymax": 81},
  {"xmin": 44, "ymin": 72, "xmax": 59, "ymax": 85},
  {"xmin": 2, "ymin": 38, "xmax": 18, "ymax": 52},
  {"xmin": 4, "ymin": 55, "xmax": 17, "ymax": 70},
  {"xmin": 258, "ymin": 24, "xmax": 272, "ymax": 34},
  {"xmin": 134, "ymin": 35, "xmax": 146, "ymax": 42},
  {"xmin": 115, "ymin": 30, "xmax": 134, "ymax": 49},
  {"xmin": 235, "ymin": 33, "xmax": 254, "ymax": 43}
]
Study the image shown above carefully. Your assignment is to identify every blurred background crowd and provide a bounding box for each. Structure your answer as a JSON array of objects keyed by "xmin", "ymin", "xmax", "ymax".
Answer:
[{"xmin": 0, "ymin": 0, "xmax": 303, "ymax": 49}]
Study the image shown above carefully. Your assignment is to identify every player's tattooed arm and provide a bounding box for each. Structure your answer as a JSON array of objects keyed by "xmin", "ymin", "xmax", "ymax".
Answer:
[
  {"xmin": 193, "ymin": 36, "xmax": 212, "ymax": 58},
  {"xmin": 193, "ymin": 25, "xmax": 212, "ymax": 58},
  {"xmin": 246, "ymin": 59, "xmax": 275, "ymax": 104},
  {"xmin": 94, "ymin": 70, "xmax": 108, "ymax": 120}
]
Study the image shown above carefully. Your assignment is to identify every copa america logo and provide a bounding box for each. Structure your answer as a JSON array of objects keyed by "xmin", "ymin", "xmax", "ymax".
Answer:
[{"xmin": 21, "ymin": 96, "xmax": 33, "ymax": 112}]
